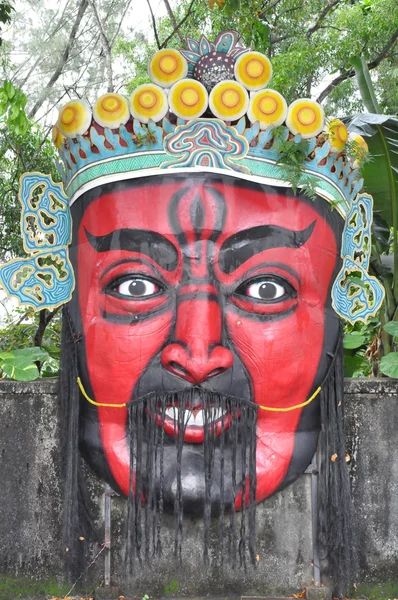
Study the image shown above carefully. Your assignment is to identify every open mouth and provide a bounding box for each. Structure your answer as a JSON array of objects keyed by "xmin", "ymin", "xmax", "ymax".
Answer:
[{"xmin": 158, "ymin": 404, "xmax": 234, "ymax": 443}]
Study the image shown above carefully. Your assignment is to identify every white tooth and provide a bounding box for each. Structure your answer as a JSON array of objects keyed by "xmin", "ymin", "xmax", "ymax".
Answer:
[
  {"xmin": 194, "ymin": 410, "xmax": 204, "ymax": 426},
  {"xmin": 184, "ymin": 410, "xmax": 191, "ymax": 426},
  {"xmin": 165, "ymin": 407, "xmax": 174, "ymax": 419},
  {"xmin": 186, "ymin": 412, "xmax": 195, "ymax": 427}
]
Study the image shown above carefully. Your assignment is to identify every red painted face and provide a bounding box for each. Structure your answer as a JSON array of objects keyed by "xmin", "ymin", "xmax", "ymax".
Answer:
[{"xmin": 74, "ymin": 176, "xmax": 340, "ymax": 508}]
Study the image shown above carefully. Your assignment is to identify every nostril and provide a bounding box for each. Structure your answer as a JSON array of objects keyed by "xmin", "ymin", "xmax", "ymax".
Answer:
[
  {"xmin": 168, "ymin": 361, "xmax": 191, "ymax": 379},
  {"xmin": 207, "ymin": 367, "xmax": 226, "ymax": 379}
]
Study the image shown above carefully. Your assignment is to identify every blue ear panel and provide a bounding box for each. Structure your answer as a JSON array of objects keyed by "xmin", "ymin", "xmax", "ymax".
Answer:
[
  {"xmin": 19, "ymin": 172, "xmax": 71, "ymax": 253},
  {"xmin": 331, "ymin": 193, "xmax": 385, "ymax": 323},
  {"xmin": 0, "ymin": 248, "xmax": 74, "ymax": 311},
  {"xmin": 0, "ymin": 172, "xmax": 75, "ymax": 311}
]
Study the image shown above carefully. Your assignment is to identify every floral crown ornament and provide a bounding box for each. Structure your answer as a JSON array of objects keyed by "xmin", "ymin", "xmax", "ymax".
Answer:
[{"xmin": 0, "ymin": 31, "xmax": 384, "ymax": 323}]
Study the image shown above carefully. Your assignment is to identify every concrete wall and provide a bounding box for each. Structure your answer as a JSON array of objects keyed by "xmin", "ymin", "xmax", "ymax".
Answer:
[{"xmin": 0, "ymin": 378, "xmax": 397, "ymax": 594}]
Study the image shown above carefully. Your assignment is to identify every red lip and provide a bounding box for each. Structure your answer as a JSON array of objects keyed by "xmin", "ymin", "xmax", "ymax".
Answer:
[{"xmin": 157, "ymin": 412, "xmax": 233, "ymax": 443}]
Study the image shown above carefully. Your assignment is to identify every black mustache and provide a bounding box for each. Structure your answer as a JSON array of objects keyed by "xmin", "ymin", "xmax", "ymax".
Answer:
[{"xmin": 128, "ymin": 386, "xmax": 256, "ymax": 409}]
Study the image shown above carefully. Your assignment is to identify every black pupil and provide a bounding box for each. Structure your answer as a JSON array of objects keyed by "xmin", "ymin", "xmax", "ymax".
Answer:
[
  {"xmin": 258, "ymin": 282, "xmax": 278, "ymax": 299},
  {"xmin": 128, "ymin": 280, "xmax": 147, "ymax": 296}
]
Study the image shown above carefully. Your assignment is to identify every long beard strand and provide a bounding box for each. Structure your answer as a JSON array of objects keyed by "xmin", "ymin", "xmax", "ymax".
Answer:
[{"xmin": 124, "ymin": 391, "xmax": 257, "ymax": 577}]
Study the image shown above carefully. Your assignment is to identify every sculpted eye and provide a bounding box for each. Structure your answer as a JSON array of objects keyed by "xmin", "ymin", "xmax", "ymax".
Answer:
[
  {"xmin": 236, "ymin": 276, "xmax": 294, "ymax": 302},
  {"xmin": 112, "ymin": 277, "xmax": 162, "ymax": 298}
]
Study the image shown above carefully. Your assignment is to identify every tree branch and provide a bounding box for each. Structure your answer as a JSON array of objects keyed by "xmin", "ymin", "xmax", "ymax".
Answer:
[
  {"xmin": 28, "ymin": 0, "xmax": 88, "ymax": 119},
  {"xmin": 160, "ymin": 0, "xmax": 197, "ymax": 49},
  {"xmin": 146, "ymin": 0, "xmax": 161, "ymax": 50},
  {"xmin": 306, "ymin": 0, "xmax": 340, "ymax": 39},
  {"xmin": 110, "ymin": 0, "xmax": 133, "ymax": 47},
  {"xmin": 316, "ymin": 27, "xmax": 398, "ymax": 103},
  {"xmin": 88, "ymin": 0, "xmax": 114, "ymax": 92},
  {"xmin": 162, "ymin": 0, "xmax": 185, "ymax": 46}
]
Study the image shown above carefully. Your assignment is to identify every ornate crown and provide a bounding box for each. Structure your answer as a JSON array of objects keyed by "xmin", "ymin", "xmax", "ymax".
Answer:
[{"xmin": 0, "ymin": 30, "xmax": 384, "ymax": 322}]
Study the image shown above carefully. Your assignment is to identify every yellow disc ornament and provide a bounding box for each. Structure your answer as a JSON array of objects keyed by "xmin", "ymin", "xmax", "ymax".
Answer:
[
  {"xmin": 248, "ymin": 89, "xmax": 287, "ymax": 129},
  {"xmin": 234, "ymin": 51, "xmax": 272, "ymax": 91},
  {"xmin": 348, "ymin": 132, "xmax": 369, "ymax": 169},
  {"xmin": 93, "ymin": 93, "xmax": 130, "ymax": 129},
  {"xmin": 286, "ymin": 99, "xmax": 324, "ymax": 139},
  {"xmin": 57, "ymin": 100, "xmax": 92, "ymax": 138},
  {"xmin": 325, "ymin": 119, "xmax": 348, "ymax": 153},
  {"xmin": 169, "ymin": 79, "xmax": 208, "ymax": 119},
  {"xmin": 52, "ymin": 125, "xmax": 64, "ymax": 149},
  {"xmin": 129, "ymin": 84, "xmax": 168, "ymax": 124},
  {"xmin": 209, "ymin": 80, "xmax": 249, "ymax": 121},
  {"xmin": 149, "ymin": 49, "xmax": 188, "ymax": 88}
]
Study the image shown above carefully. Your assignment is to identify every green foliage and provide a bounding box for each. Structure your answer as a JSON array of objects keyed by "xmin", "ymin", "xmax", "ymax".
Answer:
[
  {"xmin": 0, "ymin": 346, "xmax": 50, "ymax": 380},
  {"xmin": 379, "ymin": 351, "xmax": 398, "ymax": 377},
  {"xmin": 0, "ymin": 79, "xmax": 28, "ymax": 134},
  {"xmin": 272, "ymin": 126, "xmax": 319, "ymax": 199},
  {"xmin": 0, "ymin": 1, "xmax": 13, "ymax": 47},
  {"xmin": 343, "ymin": 316, "xmax": 380, "ymax": 377},
  {"xmin": 0, "ymin": 95, "xmax": 61, "ymax": 260},
  {"xmin": 0, "ymin": 308, "xmax": 61, "ymax": 378}
]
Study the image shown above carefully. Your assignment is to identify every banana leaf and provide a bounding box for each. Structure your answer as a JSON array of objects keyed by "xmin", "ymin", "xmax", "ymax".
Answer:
[{"xmin": 345, "ymin": 114, "xmax": 398, "ymax": 227}]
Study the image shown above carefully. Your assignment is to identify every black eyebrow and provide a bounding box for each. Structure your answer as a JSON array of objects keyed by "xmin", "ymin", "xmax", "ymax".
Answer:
[
  {"xmin": 85, "ymin": 228, "xmax": 178, "ymax": 272},
  {"xmin": 218, "ymin": 221, "xmax": 316, "ymax": 274}
]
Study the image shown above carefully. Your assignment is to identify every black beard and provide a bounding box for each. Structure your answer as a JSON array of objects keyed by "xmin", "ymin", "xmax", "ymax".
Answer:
[{"xmin": 126, "ymin": 388, "xmax": 257, "ymax": 567}]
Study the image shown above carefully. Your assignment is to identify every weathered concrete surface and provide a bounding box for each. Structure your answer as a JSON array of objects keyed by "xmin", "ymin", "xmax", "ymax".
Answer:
[
  {"xmin": 0, "ymin": 379, "xmax": 63, "ymax": 578},
  {"xmin": 345, "ymin": 378, "xmax": 398, "ymax": 583},
  {"xmin": 0, "ymin": 378, "xmax": 397, "ymax": 594},
  {"xmin": 108, "ymin": 475, "xmax": 313, "ymax": 596}
]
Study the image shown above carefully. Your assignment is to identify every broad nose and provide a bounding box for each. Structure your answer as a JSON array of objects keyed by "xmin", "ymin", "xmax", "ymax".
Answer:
[{"xmin": 161, "ymin": 297, "xmax": 233, "ymax": 384}]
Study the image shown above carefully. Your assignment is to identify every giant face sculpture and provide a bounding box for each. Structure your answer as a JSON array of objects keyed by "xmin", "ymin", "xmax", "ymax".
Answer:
[
  {"xmin": 67, "ymin": 173, "xmax": 343, "ymax": 514},
  {"xmin": 0, "ymin": 30, "xmax": 385, "ymax": 592}
]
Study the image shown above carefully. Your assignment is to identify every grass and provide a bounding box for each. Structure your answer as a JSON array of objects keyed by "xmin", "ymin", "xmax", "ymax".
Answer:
[
  {"xmin": 353, "ymin": 582, "xmax": 398, "ymax": 600},
  {"xmin": 0, "ymin": 575, "xmax": 72, "ymax": 600}
]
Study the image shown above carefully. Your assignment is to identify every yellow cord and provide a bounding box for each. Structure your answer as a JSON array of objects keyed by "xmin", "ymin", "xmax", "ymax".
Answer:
[
  {"xmin": 77, "ymin": 377, "xmax": 126, "ymax": 408},
  {"xmin": 77, "ymin": 377, "xmax": 321, "ymax": 412},
  {"xmin": 257, "ymin": 386, "xmax": 321, "ymax": 412}
]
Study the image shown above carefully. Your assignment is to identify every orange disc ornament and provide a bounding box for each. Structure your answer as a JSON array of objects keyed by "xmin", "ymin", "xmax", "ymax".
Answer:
[
  {"xmin": 248, "ymin": 89, "xmax": 287, "ymax": 129},
  {"xmin": 149, "ymin": 49, "xmax": 188, "ymax": 88},
  {"xmin": 93, "ymin": 93, "xmax": 130, "ymax": 129},
  {"xmin": 52, "ymin": 125, "xmax": 64, "ymax": 148},
  {"xmin": 325, "ymin": 119, "xmax": 349, "ymax": 153},
  {"xmin": 234, "ymin": 51, "xmax": 272, "ymax": 91},
  {"xmin": 129, "ymin": 84, "xmax": 168, "ymax": 124},
  {"xmin": 286, "ymin": 99, "xmax": 325, "ymax": 139},
  {"xmin": 209, "ymin": 80, "xmax": 249, "ymax": 121},
  {"xmin": 57, "ymin": 100, "xmax": 92, "ymax": 138},
  {"xmin": 348, "ymin": 132, "xmax": 369, "ymax": 169},
  {"xmin": 168, "ymin": 79, "xmax": 208, "ymax": 119}
]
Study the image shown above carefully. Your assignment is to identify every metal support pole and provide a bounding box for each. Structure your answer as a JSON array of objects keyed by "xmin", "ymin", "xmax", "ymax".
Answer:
[
  {"xmin": 104, "ymin": 483, "xmax": 112, "ymax": 587},
  {"xmin": 311, "ymin": 451, "xmax": 321, "ymax": 586}
]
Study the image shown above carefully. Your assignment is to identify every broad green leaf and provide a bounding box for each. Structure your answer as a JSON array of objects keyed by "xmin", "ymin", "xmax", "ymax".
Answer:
[
  {"xmin": 1, "ymin": 358, "xmax": 40, "ymax": 381},
  {"xmin": 3, "ymin": 80, "xmax": 15, "ymax": 100},
  {"xmin": 343, "ymin": 332, "xmax": 367, "ymax": 349},
  {"xmin": 379, "ymin": 352, "xmax": 398, "ymax": 378},
  {"xmin": 345, "ymin": 114, "xmax": 397, "ymax": 228},
  {"xmin": 351, "ymin": 56, "xmax": 381, "ymax": 113},
  {"xmin": 344, "ymin": 354, "xmax": 370, "ymax": 377},
  {"xmin": 383, "ymin": 321, "xmax": 398, "ymax": 338},
  {"xmin": 372, "ymin": 212, "xmax": 391, "ymax": 254},
  {"xmin": 9, "ymin": 104, "xmax": 20, "ymax": 120},
  {"xmin": 42, "ymin": 344, "xmax": 61, "ymax": 359},
  {"xmin": 0, "ymin": 347, "xmax": 49, "ymax": 363}
]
